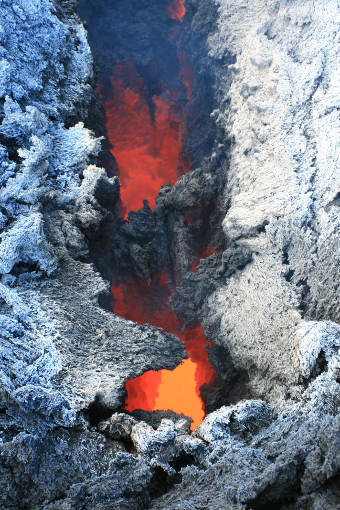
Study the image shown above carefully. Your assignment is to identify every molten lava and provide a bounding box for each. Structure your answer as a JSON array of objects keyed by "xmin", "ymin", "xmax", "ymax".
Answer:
[
  {"xmin": 104, "ymin": 2, "xmax": 217, "ymax": 430},
  {"xmin": 112, "ymin": 273, "xmax": 216, "ymax": 429},
  {"xmin": 102, "ymin": 62, "xmax": 188, "ymax": 216},
  {"xmin": 167, "ymin": 0, "xmax": 186, "ymax": 22}
]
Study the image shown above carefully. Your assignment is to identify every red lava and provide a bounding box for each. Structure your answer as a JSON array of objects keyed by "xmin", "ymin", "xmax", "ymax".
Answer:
[
  {"xmin": 167, "ymin": 0, "xmax": 186, "ymax": 22},
  {"xmin": 107, "ymin": 0, "xmax": 217, "ymax": 430},
  {"xmin": 112, "ymin": 272, "xmax": 216, "ymax": 429},
  {"xmin": 102, "ymin": 62, "xmax": 188, "ymax": 217}
]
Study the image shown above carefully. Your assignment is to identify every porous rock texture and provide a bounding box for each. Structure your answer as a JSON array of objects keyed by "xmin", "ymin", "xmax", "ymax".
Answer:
[
  {"xmin": 150, "ymin": 1, "xmax": 340, "ymax": 508},
  {"xmin": 0, "ymin": 1, "xmax": 185, "ymax": 508},
  {"xmin": 203, "ymin": 0, "xmax": 340, "ymax": 403},
  {"xmin": 0, "ymin": 0, "xmax": 339, "ymax": 509}
]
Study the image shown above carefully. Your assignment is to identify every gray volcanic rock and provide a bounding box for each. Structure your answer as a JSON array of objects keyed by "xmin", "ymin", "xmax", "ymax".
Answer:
[
  {"xmin": 40, "ymin": 452, "xmax": 153, "ymax": 510},
  {"xmin": 98, "ymin": 413, "xmax": 138, "ymax": 440},
  {"xmin": 150, "ymin": 338, "xmax": 340, "ymax": 508},
  {"xmin": 0, "ymin": 0, "xmax": 339, "ymax": 508},
  {"xmin": 0, "ymin": 0, "xmax": 185, "ymax": 425},
  {"xmin": 201, "ymin": 0, "xmax": 340, "ymax": 403},
  {"xmin": 1, "ymin": 426, "xmax": 126, "ymax": 508},
  {"xmin": 147, "ymin": 0, "xmax": 340, "ymax": 507},
  {"xmin": 0, "ymin": 0, "xmax": 186, "ymax": 507}
]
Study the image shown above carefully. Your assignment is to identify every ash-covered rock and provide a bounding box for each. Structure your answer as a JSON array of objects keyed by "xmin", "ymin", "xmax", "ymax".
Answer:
[
  {"xmin": 131, "ymin": 409, "xmax": 193, "ymax": 433},
  {"xmin": 0, "ymin": 0, "xmax": 186, "ymax": 508},
  {"xmin": 151, "ymin": 344, "xmax": 339, "ymax": 509},
  {"xmin": 147, "ymin": 0, "xmax": 340, "ymax": 507},
  {"xmin": 195, "ymin": 400, "xmax": 274, "ymax": 443},
  {"xmin": 97, "ymin": 412, "xmax": 138, "ymax": 441},
  {"xmin": 41, "ymin": 451, "xmax": 153, "ymax": 510},
  {"xmin": 1, "ymin": 0, "xmax": 339, "ymax": 508},
  {"xmin": 1, "ymin": 425, "xmax": 126, "ymax": 509},
  {"xmin": 202, "ymin": 0, "xmax": 340, "ymax": 403}
]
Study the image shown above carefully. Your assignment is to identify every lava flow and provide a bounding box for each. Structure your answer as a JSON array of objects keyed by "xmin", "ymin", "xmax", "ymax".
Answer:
[
  {"xmin": 106, "ymin": 0, "xmax": 216, "ymax": 429},
  {"xmin": 102, "ymin": 62, "xmax": 189, "ymax": 217},
  {"xmin": 112, "ymin": 273, "xmax": 216, "ymax": 430}
]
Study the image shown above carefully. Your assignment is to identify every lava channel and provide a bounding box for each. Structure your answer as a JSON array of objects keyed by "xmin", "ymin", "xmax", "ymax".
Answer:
[
  {"xmin": 112, "ymin": 272, "xmax": 216, "ymax": 430},
  {"xmin": 102, "ymin": 61, "xmax": 190, "ymax": 217},
  {"xmin": 106, "ymin": 0, "xmax": 217, "ymax": 430}
]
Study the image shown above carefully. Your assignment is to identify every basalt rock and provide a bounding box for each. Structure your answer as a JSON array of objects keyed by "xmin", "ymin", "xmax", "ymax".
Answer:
[
  {"xmin": 151, "ymin": 353, "xmax": 340, "ymax": 508},
  {"xmin": 201, "ymin": 0, "xmax": 340, "ymax": 405},
  {"xmin": 0, "ymin": 0, "xmax": 339, "ymax": 509},
  {"xmin": 0, "ymin": 0, "xmax": 185, "ymax": 507}
]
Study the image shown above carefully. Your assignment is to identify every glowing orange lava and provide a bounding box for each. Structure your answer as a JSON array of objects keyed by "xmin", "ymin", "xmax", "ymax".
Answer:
[
  {"xmin": 112, "ymin": 273, "xmax": 216, "ymax": 429},
  {"xmin": 104, "ymin": 10, "xmax": 217, "ymax": 429},
  {"xmin": 102, "ymin": 62, "xmax": 188, "ymax": 216},
  {"xmin": 167, "ymin": 0, "xmax": 186, "ymax": 22}
]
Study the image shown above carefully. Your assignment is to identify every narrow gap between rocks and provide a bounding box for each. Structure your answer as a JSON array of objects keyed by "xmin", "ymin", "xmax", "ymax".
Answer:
[{"xmin": 78, "ymin": 0, "xmax": 239, "ymax": 431}]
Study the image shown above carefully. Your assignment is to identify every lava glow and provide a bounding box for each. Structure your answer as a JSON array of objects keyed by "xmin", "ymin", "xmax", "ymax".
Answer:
[
  {"xmin": 102, "ymin": 62, "xmax": 188, "ymax": 216},
  {"xmin": 112, "ymin": 273, "xmax": 216, "ymax": 429},
  {"xmin": 167, "ymin": 0, "xmax": 186, "ymax": 22},
  {"xmin": 105, "ymin": 11, "xmax": 216, "ymax": 429}
]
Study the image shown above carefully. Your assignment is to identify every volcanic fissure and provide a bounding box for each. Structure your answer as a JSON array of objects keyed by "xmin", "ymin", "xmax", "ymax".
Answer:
[{"xmin": 80, "ymin": 0, "xmax": 224, "ymax": 430}]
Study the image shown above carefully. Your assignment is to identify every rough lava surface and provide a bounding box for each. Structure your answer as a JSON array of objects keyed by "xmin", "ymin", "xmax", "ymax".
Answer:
[
  {"xmin": 0, "ymin": 1, "xmax": 185, "ymax": 507},
  {"xmin": 0, "ymin": 0, "xmax": 339, "ymax": 509}
]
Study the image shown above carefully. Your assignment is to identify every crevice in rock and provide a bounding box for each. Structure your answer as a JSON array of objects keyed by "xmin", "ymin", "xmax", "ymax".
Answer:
[
  {"xmin": 296, "ymin": 278, "xmax": 311, "ymax": 315},
  {"xmin": 0, "ymin": 134, "xmax": 22, "ymax": 164},
  {"xmin": 326, "ymin": 191, "xmax": 340, "ymax": 209},
  {"xmin": 149, "ymin": 467, "xmax": 181, "ymax": 499},
  {"xmin": 77, "ymin": 0, "xmax": 236, "ymax": 425},
  {"xmin": 84, "ymin": 394, "xmax": 115, "ymax": 427},
  {"xmin": 149, "ymin": 454, "xmax": 197, "ymax": 500},
  {"xmin": 310, "ymin": 349, "xmax": 328, "ymax": 378},
  {"xmin": 170, "ymin": 452, "xmax": 197, "ymax": 471},
  {"xmin": 1, "ymin": 0, "xmax": 339, "ymax": 509}
]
